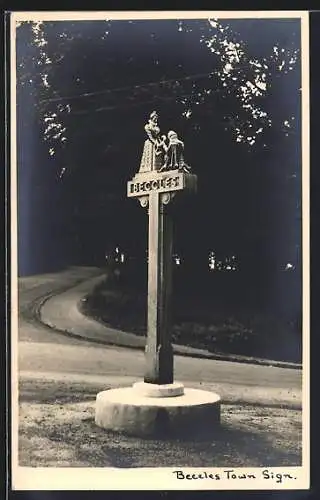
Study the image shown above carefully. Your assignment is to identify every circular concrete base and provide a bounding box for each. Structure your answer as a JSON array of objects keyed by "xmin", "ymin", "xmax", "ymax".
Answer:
[{"xmin": 95, "ymin": 385, "xmax": 221, "ymax": 437}]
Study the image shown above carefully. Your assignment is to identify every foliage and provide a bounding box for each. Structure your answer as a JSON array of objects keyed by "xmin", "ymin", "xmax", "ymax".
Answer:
[{"xmin": 16, "ymin": 17, "xmax": 301, "ymax": 178}]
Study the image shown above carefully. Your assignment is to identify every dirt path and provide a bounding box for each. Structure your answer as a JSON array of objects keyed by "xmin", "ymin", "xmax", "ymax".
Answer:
[{"xmin": 17, "ymin": 266, "xmax": 302, "ymax": 405}]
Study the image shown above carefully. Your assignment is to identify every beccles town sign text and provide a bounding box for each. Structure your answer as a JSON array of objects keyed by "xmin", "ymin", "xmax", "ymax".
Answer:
[{"xmin": 128, "ymin": 171, "xmax": 186, "ymax": 197}]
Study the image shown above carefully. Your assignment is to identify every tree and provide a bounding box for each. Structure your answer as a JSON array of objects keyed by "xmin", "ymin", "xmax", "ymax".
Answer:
[
  {"xmin": 16, "ymin": 18, "xmax": 300, "ymax": 171},
  {"xmin": 15, "ymin": 17, "xmax": 302, "ymax": 273}
]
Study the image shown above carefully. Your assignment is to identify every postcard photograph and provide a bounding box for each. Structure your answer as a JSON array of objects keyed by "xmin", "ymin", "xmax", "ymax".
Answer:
[{"xmin": 10, "ymin": 10, "xmax": 309, "ymax": 491}]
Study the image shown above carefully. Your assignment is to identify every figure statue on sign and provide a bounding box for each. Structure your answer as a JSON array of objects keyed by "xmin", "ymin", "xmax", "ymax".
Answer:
[
  {"xmin": 160, "ymin": 130, "xmax": 192, "ymax": 173},
  {"xmin": 144, "ymin": 111, "xmax": 161, "ymax": 144},
  {"xmin": 139, "ymin": 111, "xmax": 166, "ymax": 173}
]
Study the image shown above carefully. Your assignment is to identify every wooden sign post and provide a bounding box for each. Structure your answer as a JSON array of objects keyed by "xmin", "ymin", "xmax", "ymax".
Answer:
[
  {"xmin": 128, "ymin": 170, "xmax": 197, "ymax": 385},
  {"xmin": 127, "ymin": 111, "xmax": 197, "ymax": 386}
]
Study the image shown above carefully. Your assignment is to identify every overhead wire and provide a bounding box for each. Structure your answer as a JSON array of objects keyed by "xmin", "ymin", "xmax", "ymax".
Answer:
[
  {"xmin": 36, "ymin": 57, "xmax": 290, "ymax": 106},
  {"xmin": 38, "ymin": 70, "xmax": 218, "ymax": 104},
  {"xmin": 70, "ymin": 90, "xmax": 223, "ymax": 116}
]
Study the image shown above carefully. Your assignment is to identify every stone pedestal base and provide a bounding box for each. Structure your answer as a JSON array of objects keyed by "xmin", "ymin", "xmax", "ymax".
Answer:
[
  {"xmin": 133, "ymin": 381, "xmax": 184, "ymax": 397},
  {"xmin": 95, "ymin": 383, "xmax": 221, "ymax": 437}
]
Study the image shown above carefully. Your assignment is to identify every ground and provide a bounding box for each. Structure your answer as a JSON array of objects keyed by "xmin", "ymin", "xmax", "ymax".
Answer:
[
  {"xmin": 16, "ymin": 266, "xmax": 302, "ymax": 468},
  {"xmin": 19, "ymin": 379, "xmax": 301, "ymax": 467}
]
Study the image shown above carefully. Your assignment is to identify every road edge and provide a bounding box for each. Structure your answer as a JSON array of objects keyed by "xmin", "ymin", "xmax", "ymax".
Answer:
[{"xmin": 38, "ymin": 272, "xmax": 302, "ymax": 370}]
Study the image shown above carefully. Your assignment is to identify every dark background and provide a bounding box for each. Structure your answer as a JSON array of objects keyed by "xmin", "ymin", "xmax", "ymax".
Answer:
[
  {"xmin": 15, "ymin": 16, "xmax": 302, "ymax": 325},
  {"xmin": 16, "ymin": 19, "xmax": 301, "ymax": 268}
]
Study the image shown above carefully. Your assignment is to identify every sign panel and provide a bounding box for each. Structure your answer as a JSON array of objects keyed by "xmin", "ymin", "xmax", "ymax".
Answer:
[{"xmin": 127, "ymin": 171, "xmax": 187, "ymax": 197}]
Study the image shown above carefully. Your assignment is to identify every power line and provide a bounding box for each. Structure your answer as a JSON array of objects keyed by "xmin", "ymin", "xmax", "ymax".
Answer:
[
  {"xmin": 70, "ymin": 91, "xmax": 223, "ymax": 116},
  {"xmin": 38, "ymin": 71, "xmax": 218, "ymax": 105},
  {"xmin": 37, "ymin": 59, "xmax": 286, "ymax": 107}
]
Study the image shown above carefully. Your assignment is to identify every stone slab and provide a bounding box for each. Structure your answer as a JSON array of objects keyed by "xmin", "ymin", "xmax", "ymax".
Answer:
[
  {"xmin": 132, "ymin": 381, "xmax": 184, "ymax": 397},
  {"xmin": 95, "ymin": 386, "xmax": 221, "ymax": 437}
]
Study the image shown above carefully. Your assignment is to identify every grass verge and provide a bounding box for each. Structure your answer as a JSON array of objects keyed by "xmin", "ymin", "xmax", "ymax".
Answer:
[{"xmin": 81, "ymin": 274, "xmax": 301, "ymax": 364}]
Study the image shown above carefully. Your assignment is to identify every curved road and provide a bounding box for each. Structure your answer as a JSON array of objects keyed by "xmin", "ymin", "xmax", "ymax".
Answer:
[{"xmin": 17, "ymin": 267, "xmax": 302, "ymax": 407}]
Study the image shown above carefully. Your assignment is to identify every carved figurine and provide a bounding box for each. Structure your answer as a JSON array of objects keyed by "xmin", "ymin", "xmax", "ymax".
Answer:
[
  {"xmin": 144, "ymin": 111, "xmax": 160, "ymax": 142},
  {"xmin": 160, "ymin": 130, "xmax": 192, "ymax": 173},
  {"xmin": 139, "ymin": 111, "xmax": 166, "ymax": 173}
]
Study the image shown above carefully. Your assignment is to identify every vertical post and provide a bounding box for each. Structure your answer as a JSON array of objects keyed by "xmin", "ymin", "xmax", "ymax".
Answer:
[
  {"xmin": 144, "ymin": 192, "xmax": 174, "ymax": 384},
  {"xmin": 127, "ymin": 113, "xmax": 197, "ymax": 386}
]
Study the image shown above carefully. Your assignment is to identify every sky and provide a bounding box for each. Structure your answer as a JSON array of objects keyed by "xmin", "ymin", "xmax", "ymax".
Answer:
[{"xmin": 15, "ymin": 16, "xmax": 303, "ymax": 278}]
